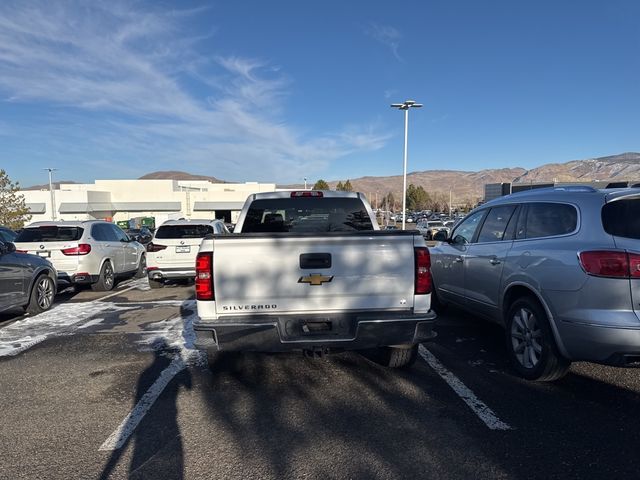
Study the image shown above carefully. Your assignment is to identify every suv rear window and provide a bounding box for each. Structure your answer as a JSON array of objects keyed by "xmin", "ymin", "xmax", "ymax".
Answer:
[
  {"xmin": 154, "ymin": 224, "xmax": 214, "ymax": 239},
  {"xmin": 602, "ymin": 197, "xmax": 640, "ymax": 240},
  {"xmin": 15, "ymin": 226, "xmax": 84, "ymax": 242},
  {"xmin": 242, "ymin": 197, "xmax": 374, "ymax": 233}
]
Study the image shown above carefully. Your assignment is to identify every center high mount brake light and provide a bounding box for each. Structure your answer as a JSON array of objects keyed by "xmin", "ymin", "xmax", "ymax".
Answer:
[{"xmin": 290, "ymin": 191, "xmax": 323, "ymax": 198}]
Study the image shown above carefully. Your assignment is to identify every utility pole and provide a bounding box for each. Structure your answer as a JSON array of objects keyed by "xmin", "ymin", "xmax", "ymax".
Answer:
[
  {"xmin": 44, "ymin": 168, "xmax": 57, "ymax": 221},
  {"xmin": 390, "ymin": 100, "xmax": 423, "ymax": 230}
]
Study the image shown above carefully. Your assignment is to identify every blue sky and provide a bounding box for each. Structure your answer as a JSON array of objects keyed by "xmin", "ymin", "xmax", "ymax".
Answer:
[{"xmin": 1, "ymin": 0, "xmax": 638, "ymax": 187}]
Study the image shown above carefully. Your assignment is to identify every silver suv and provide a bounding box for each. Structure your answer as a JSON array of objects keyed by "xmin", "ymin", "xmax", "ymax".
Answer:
[
  {"xmin": 14, "ymin": 221, "xmax": 146, "ymax": 291},
  {"xmin": 430, "ymin": 186, "xmax": 640, "ymax": 381}
]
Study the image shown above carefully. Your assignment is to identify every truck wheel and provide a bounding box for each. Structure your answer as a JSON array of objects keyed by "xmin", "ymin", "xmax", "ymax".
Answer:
[
  {"xmin": 148, "ymin": 278, "xmax": 164, "ymax": 289},
  {"xmin": 26, "ymin": 274, "xmax": 55, "ymax": 315},
  {"xmin": 430, "ymin": 284, "xmax": 448, "ymax": 313},
  {"xmin": 379, "ymin": 345, "xmax": 418, "ymax": 368},
  {"xmin": 91, "ymin": 261, "xmax": 115, "ymax": 291},
  {"xmin": 505, "ymin": 296, "xmax": 570, "ymax": 382}
]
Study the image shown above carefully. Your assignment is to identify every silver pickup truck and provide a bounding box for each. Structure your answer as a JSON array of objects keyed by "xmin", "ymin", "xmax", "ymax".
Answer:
[{"xmin": 194, "ymin": 190, "xmax": 436, "ymax": 368}]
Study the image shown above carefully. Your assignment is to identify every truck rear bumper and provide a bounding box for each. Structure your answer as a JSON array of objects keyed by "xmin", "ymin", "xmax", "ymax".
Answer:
[{"xmin": 194, "ymin": 311, "xmax": 437, "ymax": 353}]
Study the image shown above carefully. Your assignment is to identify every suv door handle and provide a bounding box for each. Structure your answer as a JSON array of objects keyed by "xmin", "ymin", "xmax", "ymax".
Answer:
[
  {"xmin": 489, "ymin": 257, "xmax": 501, "ymax": 265},
  {"xmin": 454, "ymin": 256, "xmax": 463, "ymax": 263}
]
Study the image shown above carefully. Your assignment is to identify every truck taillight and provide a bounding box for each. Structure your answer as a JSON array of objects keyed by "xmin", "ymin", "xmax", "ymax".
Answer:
[
  {"xmin": 290, "ymin": 191, "xmax": 323, "ymax": 197},
  {"xmin": 62, "ymin": 244, "xmax": 91, "ymax": 256},
  {"xmin": 415, "ymin": 247, "xmax": 432, "ymax": 294},
  {"xmin": 146, "ymin": 243, "xmax": 167, "ymax": 252},
  {"xmin": 195, "ymin": 252, "xmax": 214, "ymax": 300},
  {"xmin": 579, "ymin": 251, "xmax": 640, "ymax": 279}
]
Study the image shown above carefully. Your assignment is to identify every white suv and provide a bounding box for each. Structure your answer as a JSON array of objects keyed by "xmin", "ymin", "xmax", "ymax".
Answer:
[
  {"xmin": 14, "ymin": 221, "xmax": 147, "ymax": 291},
  {"xmin": 146, "ymin": 219, "xmax": 228, "ymax": 288}
]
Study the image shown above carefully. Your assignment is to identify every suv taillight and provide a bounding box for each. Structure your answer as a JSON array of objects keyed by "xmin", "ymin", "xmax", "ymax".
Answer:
[
  {"xmin": 146, "ymin": 242, "xmax": 167, "ymax": 252},
  {"xmin": 579, "ymin": 251, "xmax": 640, "ymax": 279},
  {"xmin": 62, "ymin": 244, "xmax": 91, "ymax": 256},
  {"xmin": 195, "ymin": 252, "xmax": 214, "ymax": 300},
  {"xmin": 415, "ymin": 247, "xmax": 432, "ymax": 294}
]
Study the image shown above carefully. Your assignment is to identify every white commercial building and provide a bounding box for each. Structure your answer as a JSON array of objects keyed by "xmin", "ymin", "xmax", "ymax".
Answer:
[{"xmin": 20, "ymin": 179, "xmax": 278, "ymax": 226}]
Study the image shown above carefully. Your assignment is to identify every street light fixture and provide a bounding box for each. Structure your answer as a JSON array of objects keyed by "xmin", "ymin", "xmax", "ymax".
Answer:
[
  {"xmin": 44, "ymin": 168, "xmax": 57, "ymax": 221},
  {"xmin": 390, "ymin": 99, "xmax": 423, "ymax": 230}
]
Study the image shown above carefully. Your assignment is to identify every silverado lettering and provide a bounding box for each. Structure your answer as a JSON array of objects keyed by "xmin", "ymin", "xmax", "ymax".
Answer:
[{"xmin": 222, "ymin": 304, "xmax": 277, "ymax": 311}]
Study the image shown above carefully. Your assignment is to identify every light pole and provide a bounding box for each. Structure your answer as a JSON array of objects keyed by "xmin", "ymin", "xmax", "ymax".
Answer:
[
  {"xmin": 304, "ymin": 177, "xmax": 307, "ymax": 190},
  {"xmin": 44, "ymin": 168, "xmax": 57, "ymax": 221},
  {"xmin": 390, "ymin": 100, "xmax": 422, "ymax": 229},
  {"xmin": 449, "ymin": 187, "xmax": 453, "ymax": 218}
]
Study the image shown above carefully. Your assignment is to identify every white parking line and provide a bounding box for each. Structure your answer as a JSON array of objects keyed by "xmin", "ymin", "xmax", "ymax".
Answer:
[
  {"xmin": 418, "ymin": 345, "xmax": 512, "ymax": 431},
  {"xmin": 99, "ymin": 303, "xmax": 204, "ymax": 451},
  {"xmin": 77, "ymin": 318, "xmax": 105, "ymax": 329},
  {"xmin": 98, "ymin": 285, "xmax": 137, "ymax": 301},
  {"xmin": 99, "ymin": 357, "xmax": 186, "ymax": 451}
]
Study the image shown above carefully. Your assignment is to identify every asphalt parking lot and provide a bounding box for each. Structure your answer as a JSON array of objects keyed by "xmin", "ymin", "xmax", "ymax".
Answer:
[{"xmin": 1, "ymin": 281, "xmax": 640, "ymax": 480}]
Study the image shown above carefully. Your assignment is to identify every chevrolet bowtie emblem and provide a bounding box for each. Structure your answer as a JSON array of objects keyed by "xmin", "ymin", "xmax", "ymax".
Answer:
[{"xmin": 298, "ymin": 273, "xmax": 334, "ymax": 286}]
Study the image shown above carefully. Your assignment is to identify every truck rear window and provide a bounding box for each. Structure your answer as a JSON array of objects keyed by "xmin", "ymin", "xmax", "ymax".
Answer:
[
  {"xmin": 155, "ymin": 224, "xmax": 214, "ymax": 239},
  {"xmin": 602, "ymin": 198, "xmax": 640, "ymax": 240},
  {"xmin": 242, "ymin": 197, "xmax": 374, "ymax": 233},
  {"xmin": 15, "ymin": 226, "xmax": 84, "ymax": 242}
]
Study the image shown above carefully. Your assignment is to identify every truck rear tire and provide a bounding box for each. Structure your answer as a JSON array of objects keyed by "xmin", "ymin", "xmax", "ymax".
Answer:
[
  {"xmin": 379, "ymin": 344, "xmax": 418, "ymax": 368},
  {"xmin": 148, "ymin": 278, "xmax": 164, "ymax": 289}
]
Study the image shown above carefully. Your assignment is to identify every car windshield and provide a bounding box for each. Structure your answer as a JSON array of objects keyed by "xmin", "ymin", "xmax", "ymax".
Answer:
[
  {"xmin": 0, "ymin": 228, "xmax": 17, "ymax": 242},
  {"xmin": 428, "ymin": 221, "xmax": 444, "ymax": 227},
  {"xmin": 155, "ymin": 224, "xmax": 214, "ymax": 239},
  {"xmin": 242, "ymin": 197, "xmax": 374, "ymax": 233},
  {"xmin": 15, "ymin": 226, "xmax": 84, "ymax": 242}
]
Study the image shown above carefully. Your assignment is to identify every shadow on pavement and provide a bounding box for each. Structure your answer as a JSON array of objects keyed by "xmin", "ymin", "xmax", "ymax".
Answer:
[
  {"xmin": 201, "ymin": 350, "xmax": 510, "ymax": 479},
  {"xmin": 99, "ymin": 340, "xmax": 192, "ymax": 480}
]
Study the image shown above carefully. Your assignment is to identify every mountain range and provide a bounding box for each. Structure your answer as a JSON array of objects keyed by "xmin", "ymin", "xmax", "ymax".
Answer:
[
  {"xmin": 24, "ymin": 153, "xmax": 640, "ymax": 204},
  {"xmin": 284, "ymin": 152, "xmax": 640, "ymax": 205}
]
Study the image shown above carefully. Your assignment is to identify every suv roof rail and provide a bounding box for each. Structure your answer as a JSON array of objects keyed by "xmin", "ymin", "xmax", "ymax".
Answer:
[
  {"xmin": 552, "ymin": 185, "xmax": 598, "ymax": 192},
  {"xmin": 506, "ymin": 185, "xmax": 598, "ymax": 197}
]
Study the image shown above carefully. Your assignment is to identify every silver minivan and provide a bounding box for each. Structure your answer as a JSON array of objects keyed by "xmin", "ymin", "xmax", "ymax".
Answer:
[
  {"xmin": 430, "ymin": 186, "xmax": 640, "ymax": 381},
  {"xmin": 14, "ymin": 221, "xmax": 146, "ymax": 291}
]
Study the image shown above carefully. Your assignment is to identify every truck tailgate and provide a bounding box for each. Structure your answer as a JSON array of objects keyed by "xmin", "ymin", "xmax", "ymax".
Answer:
[{"xmin": 212, "ymin": 233, "xmax": 417, "ymax": 315}]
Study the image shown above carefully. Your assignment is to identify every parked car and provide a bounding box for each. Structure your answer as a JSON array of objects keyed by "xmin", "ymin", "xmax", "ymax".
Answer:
[
  {"xmin": 0, "ymin": 240, "xmax": 57, "ymax": 315},
  {"xmin": 430, "ymin": 186, "xmax": 640, "ymax": 381},
  {"xmin": 0, "ymin": 226, "xmax": 17, "ymax": 243},
  {"xmin": 194, "ymin": 191, "xmax": 436, "ymax": 368},
  {"xmin": 417, "ymin": 220, "xmax": 450, "ymax": 240},
  {"xmin": 13, "ymin": 221, "xmax": 146, "ymax": 291},
  {"xmin": 146, "ymin": 219, "xmax": 229, "ymax": 288},
  {"xmin": 124, "ymin": 227, "xmax": 153, "ymax": 245}
]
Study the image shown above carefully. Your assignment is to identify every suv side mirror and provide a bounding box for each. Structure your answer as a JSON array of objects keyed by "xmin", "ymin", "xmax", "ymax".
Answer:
[
  {"xmin": 433, "ymin": 230, "xmax": 448, "ymax": 242},
  {"xmin": 0, "ymin": 242, "xmax": 15, "ymax": 254}
]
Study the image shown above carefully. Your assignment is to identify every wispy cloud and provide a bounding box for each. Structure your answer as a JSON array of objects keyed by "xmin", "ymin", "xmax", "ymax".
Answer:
[
  {"xmin": 0, "ymin": 1, "xmax": 388, "ymax": 182},
  {"xmin": 365, "ymin": 23, "xmax": 403, "ymax": 62}
]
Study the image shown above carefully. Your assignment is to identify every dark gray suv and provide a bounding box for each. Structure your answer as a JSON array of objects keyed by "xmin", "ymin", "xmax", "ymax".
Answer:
[
  {"xmin": 0, "ymin": 241, "xmax": 57, "ymax": 315},
  {"xmin": 430, "ymin": 186, "xmax": 640, "ymax": 381}
]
